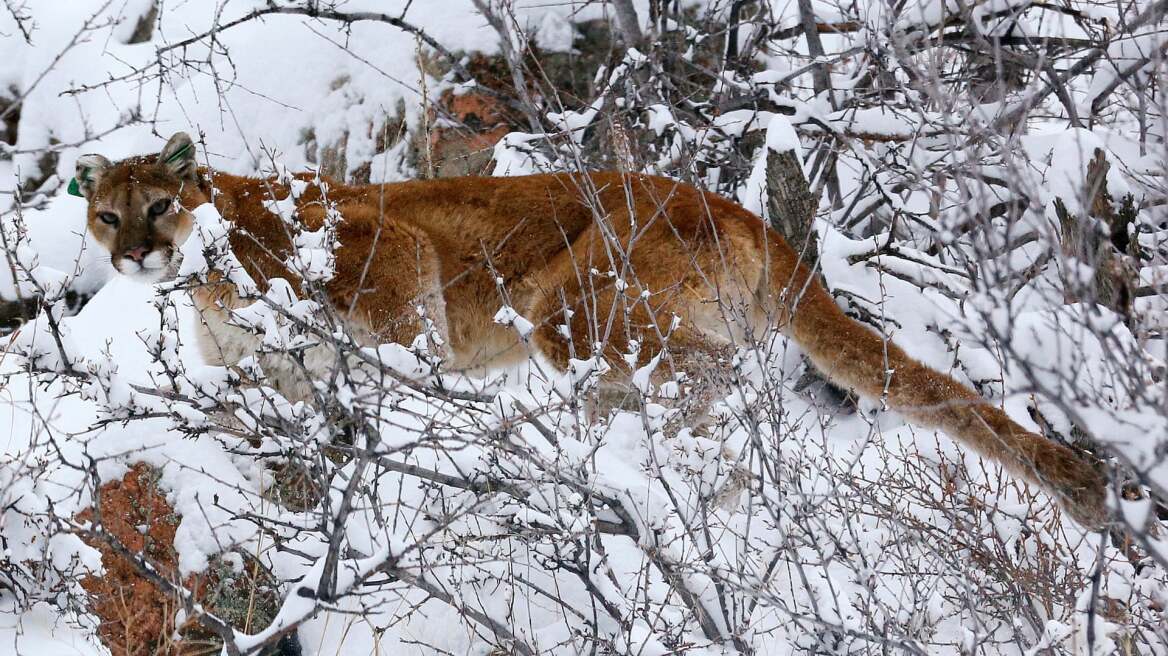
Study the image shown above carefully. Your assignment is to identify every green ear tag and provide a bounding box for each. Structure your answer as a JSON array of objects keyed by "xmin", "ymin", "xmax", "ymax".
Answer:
[
  {"xmin": 67, "ymin": 177, "xmax": 84, "ymax": 197},
  {"xmin": 166, "ymin": 142, "xmax": 192, "ymax": 164}
]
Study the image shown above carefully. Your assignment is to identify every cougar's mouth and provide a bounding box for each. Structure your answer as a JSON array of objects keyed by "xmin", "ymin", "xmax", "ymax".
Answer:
[{"xmin": 118, "ymin": 246, "xmax": 181, "ymax": 282}]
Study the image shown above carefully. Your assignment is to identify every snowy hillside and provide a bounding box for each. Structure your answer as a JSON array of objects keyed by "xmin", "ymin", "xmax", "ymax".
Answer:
[{"xmin": 2, "ymin": 1, "xmax": 1168, "ymax": 655}]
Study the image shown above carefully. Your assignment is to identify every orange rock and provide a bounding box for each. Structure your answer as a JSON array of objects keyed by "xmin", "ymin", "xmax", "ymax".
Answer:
[
  {"xmin": 426, "ymin": 90, "xmax": 514, "ymax": 177},
  {"xmin": 77, "ymin": 464, "xmax": 185, "ymax": 656},
  {"xmin": 75, "ymin": 464, "xmax": 285, "ymax": 656}
]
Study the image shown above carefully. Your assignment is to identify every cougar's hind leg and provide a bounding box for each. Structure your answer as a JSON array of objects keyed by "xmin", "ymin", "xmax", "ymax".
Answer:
[
  {"xmin": 659, "ymin": 328, "xmax": 739, "ymax": 433},
  {"xmin": 524, "ymin": 262, "xmax": 741, "ymax": 432},
  {"xmin": 526, "ymin": 279, "xmax": 752, "ymax": 509},
  {"xmin": 518, "ymin": 210, "xmax": 763, "ymax": 425},
  {"xmin": 655, "ymin": 326, "xmax": 759, "ymax": 512},
  {"xmin": 585, "ymin": 329, "xmax": 739, "ymax": 430}
]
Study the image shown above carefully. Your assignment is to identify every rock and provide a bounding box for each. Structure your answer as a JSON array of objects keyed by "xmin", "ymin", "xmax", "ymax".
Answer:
[
  {"xmin": 425, "ymin": 89, "xmax": 513, "ymax": 178},
  {"xmin": 76, "ymin": 464, "xmax": 294, "ymax": 656}
]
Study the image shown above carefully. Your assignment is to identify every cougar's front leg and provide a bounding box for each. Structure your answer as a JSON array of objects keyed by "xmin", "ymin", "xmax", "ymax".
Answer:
[{"xmin": 342, "ymin": 224, "xmax": 450, "ymax": 363}]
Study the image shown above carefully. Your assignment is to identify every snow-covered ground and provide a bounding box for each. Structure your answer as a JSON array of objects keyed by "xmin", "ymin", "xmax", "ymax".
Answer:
[{"xmin": 0, "ymin": 217, "xmax": 1116, "ymax": 654}]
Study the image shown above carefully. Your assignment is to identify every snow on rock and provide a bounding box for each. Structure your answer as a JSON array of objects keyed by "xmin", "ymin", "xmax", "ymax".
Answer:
[{"xmin": 740, "ymin": 112, "xmax": 805, "ymax": 216}]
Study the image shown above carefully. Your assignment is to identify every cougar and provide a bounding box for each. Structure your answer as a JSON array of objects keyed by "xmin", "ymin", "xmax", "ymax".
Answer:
[{"xmin": 73, "ymin": 132, "xmax": 1110, "ymax": 527}]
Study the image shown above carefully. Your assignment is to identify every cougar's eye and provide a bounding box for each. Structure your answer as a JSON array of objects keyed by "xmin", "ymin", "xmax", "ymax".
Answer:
[
  {"xmin": 148, "ymin": 198, "xmax": 171, "ymax": 218},
  {"xmin": 97, "ymin": 212, "xmax": 119, "ymax": 226}
]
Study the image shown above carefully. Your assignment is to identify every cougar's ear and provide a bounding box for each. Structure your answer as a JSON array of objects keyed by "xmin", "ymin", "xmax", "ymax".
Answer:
[
  {"xmin": 72, "ymin": 154, "xmax": 112, "ymax": 200},
  {"xmin": 158, "ymin": 131, "xmax": 197, "ymax": 179}
]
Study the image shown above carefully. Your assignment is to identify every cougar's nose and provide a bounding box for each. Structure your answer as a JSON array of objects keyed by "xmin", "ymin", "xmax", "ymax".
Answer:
[{"xmin": 124, "ymin": 246, "xmax": 150, "ymax": 263}]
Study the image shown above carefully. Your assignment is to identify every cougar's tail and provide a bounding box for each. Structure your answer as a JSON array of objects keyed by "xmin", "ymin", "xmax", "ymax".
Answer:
[{"xmin": 767, "ymin": 243, "xmax": 1109, "ymax": 528}]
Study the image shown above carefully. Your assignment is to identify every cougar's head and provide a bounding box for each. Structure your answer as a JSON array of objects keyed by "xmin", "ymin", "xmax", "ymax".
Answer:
[{"xmin": 75, "ymin": 132, "xmax": 205, "ymax": 283}]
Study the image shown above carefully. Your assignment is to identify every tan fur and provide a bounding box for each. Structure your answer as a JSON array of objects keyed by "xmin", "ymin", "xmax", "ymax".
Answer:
[{"xmin": 77, "ymin": 133, "xmax": 1110, "ymax": 527}]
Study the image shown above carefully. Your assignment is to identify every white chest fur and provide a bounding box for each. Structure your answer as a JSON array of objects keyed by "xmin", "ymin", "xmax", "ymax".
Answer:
[{"xmin": 192, "ymin": 292, "xmax": 358, "ymax": 402}]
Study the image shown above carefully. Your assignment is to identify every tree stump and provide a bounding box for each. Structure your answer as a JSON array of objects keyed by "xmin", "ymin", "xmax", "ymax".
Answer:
[{"xmin": 765, "ymin": 140, "xmax": 857, "ymax": 411}]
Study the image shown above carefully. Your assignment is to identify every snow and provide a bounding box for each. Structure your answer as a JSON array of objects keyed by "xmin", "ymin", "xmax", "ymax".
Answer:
[
  {"xmin": 0, "ymin": 0, "xmax": 638, "ymax": 297},
  {"xmin": 493, "ymin": 305, "xmax": 535, "ymax": 339},
  {"xmin": 0, "ymin": 194, "xmax": 112, "ymax": 300},
  {"xmin": 765, "ymin": 114, "xmax": 801, "ymax": 156},
  {"xmin": 0, "ymin": 600, "xmax": 107, "ymax": 656}
]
